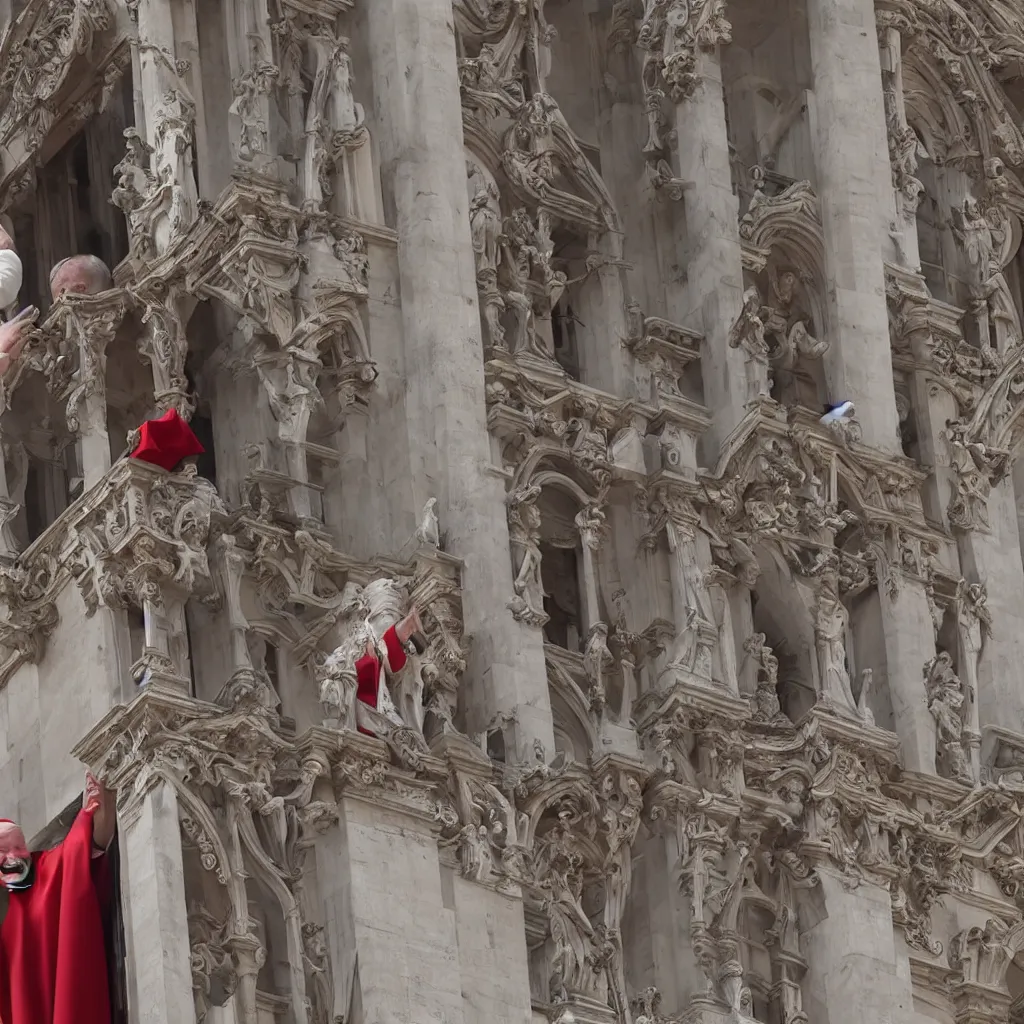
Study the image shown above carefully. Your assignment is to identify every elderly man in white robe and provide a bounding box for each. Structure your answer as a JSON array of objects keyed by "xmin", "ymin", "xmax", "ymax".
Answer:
[{"xmin": 0, "ymin": 224, "xmax": 36, "ymax": 375}]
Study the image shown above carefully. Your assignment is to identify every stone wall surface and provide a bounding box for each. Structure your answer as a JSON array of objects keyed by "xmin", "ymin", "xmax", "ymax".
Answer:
[{"xmin": 3, "ymin": 0, "xmax": 1024, "ymax": 1023}]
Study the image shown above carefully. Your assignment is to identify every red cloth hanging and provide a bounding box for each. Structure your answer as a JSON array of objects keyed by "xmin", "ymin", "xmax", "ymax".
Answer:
[
  {"xmin": 0, "ymin": 805, "xmax": 112, "ymax": 1024},
  {"xmin": 130, "ymin": 407, "xmax": 204, "ymax": 472}
]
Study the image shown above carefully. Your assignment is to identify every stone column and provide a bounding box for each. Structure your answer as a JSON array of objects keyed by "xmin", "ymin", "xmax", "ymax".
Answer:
[
  {"xmin": 801, "ymin": 868, "xmax": 914, "ymax": 1024},
  {"xmin": 315, "ymin": 789, "xmax": 465, "ymax": 1024},
  {"xmin": 364, "ymin": 0, "xmax": 554, "ymax": 761},
  {"xmin": 876, "ymin": 579, "xmax": 937, "ymax": 775},
  {"xmin": 878, "ymin": 26, "xmax": 922, "ymax": 273},
  {"xmin": 667, "ymin": 52, "xmax": 747, "ymax": 447},
  {"xmin": 119, "ymin": 780, "xmax": 194, "ymax": 1024},
  {"xmin": 807, "ymin": 0, "xmax": 901, "ymax": 453}
]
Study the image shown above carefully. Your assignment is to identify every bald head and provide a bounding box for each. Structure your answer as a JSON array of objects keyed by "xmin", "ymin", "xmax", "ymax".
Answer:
[{"xmin": 49, "ymin": 255, "xmax": 113, "ymax": 301}]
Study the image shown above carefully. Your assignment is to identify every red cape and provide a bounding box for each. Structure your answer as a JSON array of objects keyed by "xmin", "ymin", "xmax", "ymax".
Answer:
[{"xmin": 0, "ymin": 806, "xmax": 111, "ymax": 1024}]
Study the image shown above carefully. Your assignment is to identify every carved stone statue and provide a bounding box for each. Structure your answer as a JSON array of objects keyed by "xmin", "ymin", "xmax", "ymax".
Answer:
[
  {"xmin": 728, "ymin": 287, "xmax": 771, "ymax": 404},
  {"xmin": 814, "ymin": 574, "xmax": 858, "ymax": 717},
  {"xmin": 925, "ymin": 651, "xmax": 972, "ymax": 784},
  {"xmin": 507, "ymin": 486, "xmax": 548, "ymax": 626}
]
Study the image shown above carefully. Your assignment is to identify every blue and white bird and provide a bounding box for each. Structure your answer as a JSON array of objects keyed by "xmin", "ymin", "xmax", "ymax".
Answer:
[{"xmin": 819, "ymin": 400, "xmax": 855, "ymax": 426}]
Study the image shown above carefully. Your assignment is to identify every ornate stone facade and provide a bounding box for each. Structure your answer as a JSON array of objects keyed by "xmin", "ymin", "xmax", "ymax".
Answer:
[{"xmin": 4, "ymin": 0, "xmax": 1024, "ymax": 1023}]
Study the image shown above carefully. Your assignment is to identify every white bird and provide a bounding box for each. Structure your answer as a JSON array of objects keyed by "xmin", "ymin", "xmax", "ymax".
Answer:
[
  {"xmin": 415, "ymin": 497, "xmax": 440, "ymax": 548},
  {"xmin": 819, "ymin": 400, "xmax": 855, "ymax": 426}
]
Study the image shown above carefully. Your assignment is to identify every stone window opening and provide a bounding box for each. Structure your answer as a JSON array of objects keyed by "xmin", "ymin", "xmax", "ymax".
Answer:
[
  {"xmin": 10, "ymin": 77, "xmax": 133, "ymax": 314},
  {"xmin": 21, "ymin": 441, "xmax": 71, "ymax": 545},
  {"xmin": 550, "ymin": 297, "xmax": 582, "ymax": 381},
  {"xmin": 541, "ymin": 541, "xmax": 583, "ymax": 652},
  {"xmin": 721, "ymin": 0, "xmax": 816, "ymax": 192}
]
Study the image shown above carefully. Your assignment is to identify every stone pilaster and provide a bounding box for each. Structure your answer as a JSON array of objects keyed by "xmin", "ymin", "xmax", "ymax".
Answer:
[
  {"xmin": 877, "ymin": 578, "xmax": 938, "ymax": 775},
  {"xmin": 668, "ymin": 51, "xmax": 748, "ymax": 447},
  {"xmin": 314, "ymin": 783, "xmax": 465, "ymax": 1024},
  {"xmin": 364, "ymin": 0, "xmax": 554, "ymax": 762},
  {"xmin": 808, "ymin": 0, "xmax": 901, "ymax": 452},
  {"xmin": 118, "ymin": 780, "xmax": 194, "ymax": 1024},
  {"xmin": 801, "ymin": 868, "xmax": 915, "ymax": 1024}
]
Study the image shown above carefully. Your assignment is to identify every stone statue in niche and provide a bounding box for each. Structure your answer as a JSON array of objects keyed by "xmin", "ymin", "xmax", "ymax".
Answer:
[
  {"xmin": 727, "ymin": 287, "xmax": 771, "ymax": 405},
  {"xmin": 764, "ymin": 267, "xmax": 828, "ymax": 362},
  {"xmin": 664, "ymin": 520, "xmax": 717, "ymax": 684},
  {"xmin": 952, "ymin": 195, "xmax": 1021, "ymax": 350},
  {"xmin": 497, "ymin": 208, "xmax": 566, "ymax": 361},
  {"xmin": 924, "ymin": 651, "xmax": 972, "ymax": 784},
  {"xmin": 111, "ymin": 128, "xmax": 153, "ymax": 222},
  {"xmin": 744, "ymin": 632, "xmax": 784, "ymax": 723},
  {"xmin": 813, "ymin": 573, "xmax": 858, "ymax": 717},
  {"xmin": 327, "ymin": 39, "xmax": 365, "ymax": 144},
  {"xmin": 956, "ymin": 580, "xmax": 988, "ymax": 729},
  {"xmin": 583, "ymin": 620, "xmax": 613, "ymax": 714},
  {"xmin": 856, "ymin": 667, "xmax": 875, "ymax": 727},
  {"xmin": 506, "ymin": 484, "xmax": 549, "ymax": 627},
  {"xmin": 469, "ymin": 178, "xmax": 505, "ymax": 349},
  {"xmin": 470, "ymin": 181, "xmax": 502, "ymax": 279}
]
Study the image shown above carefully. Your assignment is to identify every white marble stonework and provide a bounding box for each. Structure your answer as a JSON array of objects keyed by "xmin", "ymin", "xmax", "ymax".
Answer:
[{"xmin": 1, "ymin": 1, "xmax": 1024, "ymax": 1023}]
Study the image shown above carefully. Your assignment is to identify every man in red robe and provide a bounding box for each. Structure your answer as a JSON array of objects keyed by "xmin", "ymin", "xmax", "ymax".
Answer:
[
  {"xmin": 0, "ymin": 771, "xmax": 116, "ymax": 1024},
  {"xmin": 354, "ymin": 605, "xmax": 424, "ymax": 733}
]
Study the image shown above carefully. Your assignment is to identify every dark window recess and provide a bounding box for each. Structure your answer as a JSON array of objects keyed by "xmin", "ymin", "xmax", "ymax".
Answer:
[
  {"xmin": 24, "ymin": 463, "xmax": 45, "ymax": 542},
  {"xmin": 486, "ymin": 728, "xmax": 506, "ymax": 763},
  {"xmin": 189, "ymin": 414, "xmax": 218, "ymax": 484},
  {"xmin": 105, "ymin": 840, "xmax": 129, "ymax": 1024},
  {"xmin": 551, "ymin": 302, "xmax": 581, "ymax": 381},
  {"xmin": 264, "ymin": 640, "xmax": 281, "ymax": 696}
]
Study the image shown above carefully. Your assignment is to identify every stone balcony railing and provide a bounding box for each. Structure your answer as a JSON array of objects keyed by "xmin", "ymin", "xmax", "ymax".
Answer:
[{"xmin": 0, "ymin": 456, "xmax": 217, "ymax": 692}]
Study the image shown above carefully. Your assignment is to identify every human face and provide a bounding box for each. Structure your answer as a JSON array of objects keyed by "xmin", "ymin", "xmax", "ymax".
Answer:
[
  {"xmin": 50, "ymin": 261, "xmax": 102, "ymax": 301},
  {"xmin": 0, "ymin": 821, "xmax": 30, "ymax": 885}
]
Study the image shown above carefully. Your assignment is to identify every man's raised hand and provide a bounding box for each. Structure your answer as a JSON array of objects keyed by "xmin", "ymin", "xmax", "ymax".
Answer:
[
  {"xmin": 84, "ymin": 771, "xmax": 116, "ymax": 851},
  {"xmin": 0, "ymin": 306, "xmax": 37, "ymax": 374},
  {"xmin": 395, "ymin": 606, "xmax": 423, "ymax": 645}
]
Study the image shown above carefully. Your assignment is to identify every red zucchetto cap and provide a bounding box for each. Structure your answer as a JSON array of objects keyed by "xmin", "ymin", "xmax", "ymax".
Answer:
[
  {"xmin": 130, "ymin": 408, "xmax": 205, "ymax": 473},
  {"xmin": 0, "ymin": 819, "xmax": 13, "ymax": 824}
]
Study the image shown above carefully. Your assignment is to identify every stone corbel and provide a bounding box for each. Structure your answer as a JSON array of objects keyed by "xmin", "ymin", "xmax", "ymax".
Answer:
[{"xmin": 624, "ymin": 303, "xmax": 702, "ymax": 405}]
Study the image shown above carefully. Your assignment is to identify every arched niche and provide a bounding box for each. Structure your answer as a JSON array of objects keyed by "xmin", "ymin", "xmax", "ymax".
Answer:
[{"xmin": 749, "ymin": 542, "xmax": 817, "ymax": 723}]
